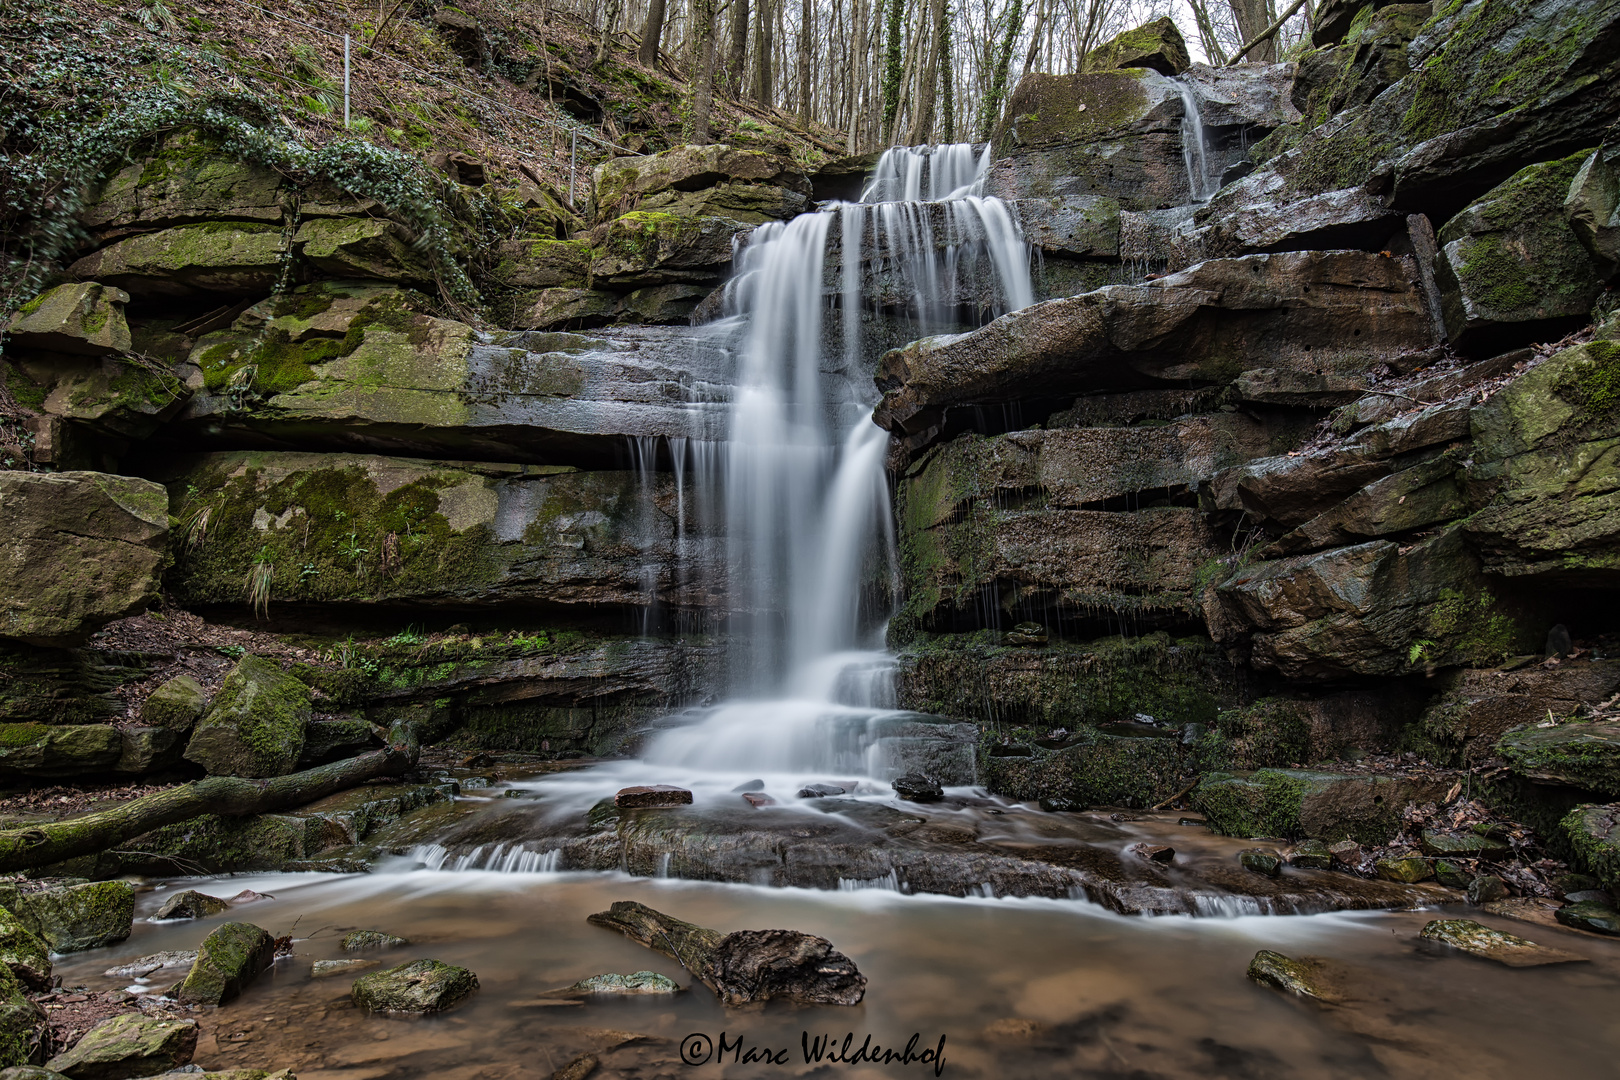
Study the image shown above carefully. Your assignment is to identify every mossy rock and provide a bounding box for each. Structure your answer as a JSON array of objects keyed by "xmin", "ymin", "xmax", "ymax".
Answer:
[
  {"xmin": 351, "ymin": 958, "xmax": 478, "ymax": 1014},
  {"xmin": 1436, "ymin": 150, "xmax": 1606, "ymax": 350},
  {"xmin": 176, "ymin": 922, "xmax": 275, "ymax": 1005},
  {"xmin": 980, "ymin": 726, "xmax": 1193, "ymax": 809},
  {"xmin": 1560, "ymin": 803, "xmax": 1620, "ymax": 890},
  {"xmin": 294, "ymin": 218, "xmax": 433, "ymax": 286},
  {"xmin": 1497, "ymin": 722, "xmax": 1620, "ymax": 796},
  {"xmin": 80, "ymin": 128, "xmax": 287, "ymax": 233},
  {"xmin": 297, "ymin": 718, "xmax": 379, "ymax": 768},
  {"xmin": 0, "ymin": 910, "xmax": 50, "ymax": 990},
  {"xmin": 0, "ymin": 725, "xmax": 122, "ymax": 779},
  {"xmin": 10, "ymin": 881, "xmax": 134, "ymax": 954},
  {"xmin": 67, "ymin": 223, "xmax": 286, "ymax": 299},
  {"xmin": 340, "ymin": 930, "xmax": 408, "ymax": 951},
  {"xmin": 591, "ymin": 144, "xmax": 807, "ymax": 219},
  {"xmin": 183, "ymin": 656, "xmax": 309, "ymax": 778},
  {"xmin": 121, "ymin": 813, "xmax": 314, "ymax": 875},
  {"xmin": 44, "ymin": 1013, "xmax": 196, "ymax": 1080},
  {"xmin": 1082, "ymin": 15, "xmax": 1189, "ymax": 76},
  {"xmin": 114, "ymin": 727, "xmax": 183, "ymax": 775},
  {"xmin": 1193, "ymin": 768, "xmax": 1450, "ymax": 844},
  {"xmin": 0, "ymin": 966, "xmax": 46, "ymax": 1069},
  {"xmin": 138, "ymin": 676, "xmax": 208, "ymax": 733},
  {"xmin": 3, "ymin": 283, "xmax": 132, "ymax": 356}
]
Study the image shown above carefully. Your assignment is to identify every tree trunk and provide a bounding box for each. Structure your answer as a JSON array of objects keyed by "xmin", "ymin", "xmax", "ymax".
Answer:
[
  {"xmin": 1020, "ymin": 0, "xmax": 1046, "ymax": 77},
  {"xmin": 974, "ymin": 0, "xmax": 1023, "ymax": 140},
  {"xmin": 754, "ymin": 0, "xmax": 776, "ymax": 104},
  {"xmin": 692, "ymin": 0, "xmax": 720, "ymax": 142},
  {"xmin": 1228, "ymin": 0, "xmax": 1276, "ymax": 62},
  {"xmin": 908, "ymin": 0, "xmax": 942, "ymax": 144},
  {"xmin": 847, "ymin": 0, "xmax": 865, "ymax": 150},
  {"xmin": 880, "ymin": 0, "xmax": 905, "ymax": 144},
  {"xmin": 639, "ymin": 0, "xmax": 667, "ymax": 66},
  {"xmin": 937, "ymin": 0, "xmax": 954, "ymax": 141},
  {"xmin": 0, "ymin": 742, "xmax": 418, "ymax": 874},
  {"xmin": 727, "ymin": 0, "xmax": 751, "ymax": 94},
  {"xmin": 797, "ymin": 0, "xmax": 814, "ymax": 123},
  {"xmin": 587, "ymin": 901, "xmax": 869, "ymax": 1006},
  {"xmin": 594, "ymin": 0, "xmax": 623, "ymax": 65}
]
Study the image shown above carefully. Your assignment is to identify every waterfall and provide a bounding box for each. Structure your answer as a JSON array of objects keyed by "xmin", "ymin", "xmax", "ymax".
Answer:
[
  {"xmin": 633, "ymin": 142, "xmax": 1033, "ymax": 775},
  {"xmin": 1174, "ymin": 82, "xmax": 1214, "ymax": 204}
]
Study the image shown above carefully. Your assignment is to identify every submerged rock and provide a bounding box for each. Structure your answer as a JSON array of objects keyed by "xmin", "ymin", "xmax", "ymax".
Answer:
[
  {"xmin": 44, "ymin": 1014, "xmax": 196, "ymax": 1080},
  {"xmin": 741, "ymin": 792, "xmax": 775, "ymax": 808},
  {"xmin": 176, "ymin": 922, "xmax": 276, "ymax": 1005},
  {"xmin": 340, "ymin": 930, "xmax": 408, "ymax": 951},
  {"xmin": 797, "ymin": 784, "xmax": 845, "ymax": 798},
  {"xmin": 1246, "ymin": 950, "xmax": 1335, "ymax": 1002},
  {"xmin": 1286, "ymin": 839, "xmax": 1333, "ymax": 870},
  {"xmin": 1555, "ymin": 900, "xmax": 1620, "ymax": 936},
  {"xmin": 614, "ymin": 786, "xmax": 693, "ymax": 809},
  {"xmin": 892, "ymin": 775, "xmax": 944, "ymax": 802},
  {"xmin": 351, "ymin": 959, "xmax": 479, "ymax": 1014},
  {"xmin": 1419, "ymin": 918, "xmax": 1585, "ymax": 967},
  {"xmin": 101, "ymin": 952, "xmax": 195, "ymax": 979},
  {"xmin": 1239, "ymin": 849, "xmax": 1282, "ymax": 877},
  {"xmin": 310, "ymin": 959, "xmax": 377, "ymax": 978},
  {"xmin": 568, "ymin": 971, "xmax": 680, "ymax": 995},
  {"xmin": 153, "ymin": 891, "xmax": 229, "ymax": 921},
  {"xmin": 1131, "ymin": 843, "xmax": 1175, "ymax": 864}
]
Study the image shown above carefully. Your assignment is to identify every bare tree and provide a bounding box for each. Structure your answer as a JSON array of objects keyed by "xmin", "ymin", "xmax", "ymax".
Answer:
[
  {"xmin": 639, "ymin": 0, "xmax": 668, "ymax": 66},
  {"xmin": 691, "ymin": 0, "xmax": 720, "ymax": 142}
]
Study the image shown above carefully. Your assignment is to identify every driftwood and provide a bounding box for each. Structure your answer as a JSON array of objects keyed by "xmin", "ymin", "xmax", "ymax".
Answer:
[
  {"xmin": 0, "ymin": 738, "xmax": 417, "ymax": 873},
  {"xmin": 586, "ymin": 900, "xmax": 866, "ymax": 1006}
]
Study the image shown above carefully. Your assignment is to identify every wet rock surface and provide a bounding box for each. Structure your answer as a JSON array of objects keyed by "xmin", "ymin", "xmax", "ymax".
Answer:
[
  {"xmin": 175, "ymin": 923, "xmax": 275, "ymax": 1006},
  {"xmin": 350, "ymin": 959, "xmax": 479, "ymax": 1014},
  {"xmin": 44, "ymin": 1015, "xmax": 196, "ymax": 1080},
  {"xmin": 1419, "ymin": 918, "xmax": 1586, "ymax": 967}
]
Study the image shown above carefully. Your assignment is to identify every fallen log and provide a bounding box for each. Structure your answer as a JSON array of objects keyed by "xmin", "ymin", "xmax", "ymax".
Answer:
[
  {"xmin": 586, "ymin": 900, "xmax": 867, "ymax": 1005},
  {"xmin": 0, "ymin": 736, "xmax": 417, "ymax": 873}
]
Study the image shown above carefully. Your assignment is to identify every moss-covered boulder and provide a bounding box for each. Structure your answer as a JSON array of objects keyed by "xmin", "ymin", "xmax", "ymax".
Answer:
[
  {"xmin": 183, "ymin": 656, "xmax": 309, "ymax": 778},
  {"xmin": 79, "ymin": 129, "xmax": 289, "ymax": 234},
  {"xmin": 159, "ymin": 450, "xmax": 722, "ymax": 614},
  {"xmin": 1082, "ymin": 16, "xmax": 1189, "ymax": 76},
  {"xmin": 0, "ymin": 472, "xmax": 167, "ymax": 648},
  {"xmin": 1561, "ymin": 803, "xmax": 1620, "ymax": 890},
  {"xmin": 592, "ymin": 144, "xmax": 808, "ymax": 220},
  {"xmin": 44, "ymin": 1014, "xmax": 196, "ymax": 1079},
  {"xmin": 121, "ymin": 813, "xmax": 314, "ymax": 875},
  {"xmin": 341, "ymin": 930, "xmax": 408, "ymax": 951},
  {"xmin": 1567, "ymin": 145, "xmax": 1619, "ymax": 278},
  {"xmin": 0, "ymin": 967, "xmax": 45, "ymax": 1069},
  {"xmin": 153, "ymin": 890, "xmax": 230, "ymax": 921},
  {"xmin": 4, "ymin": 283, "xmax": 131, "ymax": 356},
  {"xmin": 1463, "ymin": 340, "xmax": 1620, "ymax": 583},
  {"xmin": 10, "ymin": 881, "xmax": 134, "ymax": 953},
  {"xmin": 1436, "ymin": 150, "xmax": 1606, "ymax": 350},
  {"xmin": 1193, "ymin": 768, "xmax": 1452, "ymax": 844},
  {"xmin": 114, "ymin": 727, "xmax": 182, "ymax": 775},
  {"xmin": 3, "ymin": 352, "xmax": 190, "ymax": 441},
  {"xmin": 0, "ymin": 910, "xmax": 50, "ymax": 990},
  {"xmin": 176, "ymin": 922, "xmax": 276, "ymax": 1005},
  {"xmin": 138, "ymin": 676, "xmax": 208, "ymax": 733},
  {"xmin": 351, "ymin": 958, "xmax": 479, "ymax": 1014},
  {"xmin": 294, "ymin": 217, "xmax": 433, "ymax": 286},
  {"xmin": 297, "ymin": 718, "xmax": 378, "ymax": 768},
  {"xmin": 981, "ymin": 726, "xmax": 1193, "ymax": 809},
  {"xmin": 0, "ymin": 725, "xmax": 122, "ymax": 779},
  {"xmin": 634, "ymin": 181, "xmax": 808, "ymax": 224},
  {"xmin": 590, "ymin": 211, "xmax": 751, "ymax": 286},
  {"xmin": 1498, "ymin": 722, "xmax": 1620, "ymax": 795},
  {"xmin": 68, "ymin": 223, "xmax": 285, "ymax": 299},
  {"xmin": 487, "ymin": 238, "xmax": 595, "ymax": 289}
]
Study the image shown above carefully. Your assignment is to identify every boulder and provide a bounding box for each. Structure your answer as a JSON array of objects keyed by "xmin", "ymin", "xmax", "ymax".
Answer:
[
  {"xmin": 340, "ymin": 930, "xmax": 408, "ymax": 951},
  {"xmin": 1561, "ymin": 803, "xmax": 1620, "ymax": 890},
  {"xmin": 10, "ymin": 882, "xmax": 134, "ymax": 953},
  {"xmin": 0, "ymin": 472, "xmax": 168, "ymax": 648},
  {"xmin": 1287, "ymin": 839, "xmax": 1333, "ymax": 869},
  {"xmin": 1081, "ymin": 16, "xmax": 1189, "ymax": 76},
  {"xmin": 614, "ymin": 786, "xmax": 692, "ymax": 809},
  {"xmin": 120, "ymin": 812, "xmax": 314, "ymax": 875},
  {"xmin": 985, "ymin": 68, "xmax": 1191, "ymax": 208},
  {"xmin": 183, "ymin": 656, "xmax": 310, "ymax": 778},
  {"xmin": 1375, "ymin": 855, "xmax": 1433, "ymax": 882},
  {"xmin": 68, "ymin": 223, "xmax": 285, "ymax": 298},
  {"xmin": 1463, "ymin": 341, "xmax": 1620, "ymax": 584},
  {"xmin": 1556, "ymin": 899, "xmax": 1620, "ymax": 935},
  {"xmin": 1498, "ymin": 722, "xmax": 1620, "ymax": 796},
  {"xmin": 0, "ymin": 967, "xmax": 45, "ymax": 1069},
  {"xmin": 297, "ymin": 718, "xmax": 379, "ymax": 767},
  {"xmin": 1435, "ymin": 151, "xmax": 1606, "ymax": 350},
  {"xmin": 1197, "ymin": 168, "xmax": 1402, "ymax": 255},
  {"xmin": 1418, "ymin": 918, "xmax": 1584, "ymax": 967},
  {"xmin": 293, "ymin": 217, "xmax": 433, "ymax": 286},
  {"xmin": 1006, "ymin": 196, "xmax": 1121, "ymax": 258},
  {"xmin": 0, "ymin": 725, "xmax": 123, "ymax": 778},
  {"xmin": 588, "ymin": 211, "xmax": 751, "ymax": 287},
  {"xmin": 892, "ymin": 774, "xmax": 944, "ymax": 802},
  {"xmin": 634, "ymin": 181, "xmax": 808, "ymax": 224},
  {"xmin": 114, "ymin": 727, "xmax": 182, "ymax": 775},
  {"xmin": 159, "ymin": 450, "xmax": 725, "ymax": 615},
  {"xmin": 872, "ymin": 251, "xmax": 1433, "ymax": 441},
  {"xmin": 1193, "ymin": 768, "xmax": 1452, "ymax": 844},
  {"xmin": 568, "ymin": 970, "xmax": 680, "ymax": 994},
  {"xmin": 4, "ymin": 283, "xmax": 131, "ymax": 355},
  {"xmin": 0, "ymin": 910, "xmax": 49, "ymax": 990},
  {"xmin": 488, "ymin": 238, "xmax": 594, "ymax": 289},
  {"xmin": 153, "ymin": 890, "xmax": 230, "ymax": 921},
  {"xmin": 1181, "ymin": 62, "xmax": 1301, "ymax": 132},
  {"xmin": 592, "ymin": 145, "xmax": 808, "ymax": 219},
  {"xmin": 137, "ymin": 676, "xmax": 208, "ymax": 732},
  {"xmin": 1566, "ymin": 145, "xmax": 1620, "ymax": 278},
  {"xmin": 351, "ymin": 959, "xmax": 479, "ymax": 1014},
  {"xmin": 5, "ymin": 352, "xmax": 192, "ymax": 441},
  {"xmin": 102, "ymin": 952, "xmax": 195, "ymax": 979},
  {"xmin": 44, "ymin": 1014, "xmax": 196, "ymax": 1080},
  {"xmin": 176, "ymin": 922, "xmax": 276, "ymax": 1005},
  {"xmin": 982, "ymin": 727, "xmax": 1190, "ymax": 809},
  {"xmin": 1240, "ymin": 849, "xmax": 1283, "ymax": 877}
]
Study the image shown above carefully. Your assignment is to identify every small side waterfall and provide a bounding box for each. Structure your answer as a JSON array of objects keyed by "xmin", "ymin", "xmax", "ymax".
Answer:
[{"xmin": 1174, "ymin": 82, "xmax": 1215, "ymax": 204}]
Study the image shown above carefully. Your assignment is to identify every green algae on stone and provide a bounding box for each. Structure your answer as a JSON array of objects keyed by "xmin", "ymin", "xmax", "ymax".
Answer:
[
  {"xmin": 1419, "ymin": 918, "xmax": 1585, "ymax": 967},
  {"xmin": 1375, "ymin": 855, "xmax": 1433, "ymax": 883},
  {"xmin": 183, "ymin": 656, "xmax": 309, "ymax": 778},
  {"xmin": 0, "ymin": 966, "xmax": 45, "ymax": 1069},
  {"xmin": 351, "ymin": 958, "xmax": 479, "ymax": 1014},
  {"xmin": 1497, "ymin": 722, "xmax": 1620, "ymax": 797},
  {"xmin": 1193, "ymin": 769, "xmax": 1450, "ymax": 845},
  {"xmin": 137, "ymin": 676, "xmax": 207, "ymax": 733},
  {"xmin": 3, "ymin": 283, "xmax": 132, "ymax": 356},
  {"xmin": 11, "ymin": 882, "xmax": 134, "ymax": 954},
  {"xmin": 1246, "ymin": 950, "xmax": 1335, "ymax": 1001},
  {"xmin": 0, "ymin": 910, "xmax": 49, "ymax": 990},
  {"xmin": 1240, "ymin": 849, "xmax": 1283, "ymax": 877},
  {"xmin": 44, "ymin": 1013, "xmax": 196, "ymax": 1080},
  {"xmin": 1560, "ymin": 803, "xmax": 1620, "ymax": 890},
  {"xmin": 176, "ymin": 922, "xmax": 275, "ymax": 1005}
]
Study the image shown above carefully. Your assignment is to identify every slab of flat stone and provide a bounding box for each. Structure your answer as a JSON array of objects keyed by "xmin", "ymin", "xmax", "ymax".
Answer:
[
  {"xmin": 614, "ymin": 786, "xmax": 693, "ymax": 809},
  {"xmin": 1419, "ymin": 918, "xmax": 1586, "ymax": 967}
]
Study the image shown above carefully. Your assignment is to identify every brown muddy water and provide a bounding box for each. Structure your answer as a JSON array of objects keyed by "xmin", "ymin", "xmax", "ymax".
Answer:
[{"xmin": 58, "ymin": 857, "xmax": 1620, "ymax": 1080}]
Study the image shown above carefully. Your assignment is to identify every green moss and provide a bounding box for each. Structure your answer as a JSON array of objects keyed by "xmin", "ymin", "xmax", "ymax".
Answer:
[
  {"xmin": 1214, "ymin": 698, "xmax": 1311, "ymax": 769},
  {"xmin": 980, "ymin": 725, "xmax": 1194, "ymax": 809},
  {"xmin": 0, "ymin": 724, "xmax": 47, "ymax": 750},
  {"xmin": 1426, "ymin": 587, "xmax": 1519, "ymax": 668},
  {"xmin": 1195, "ymin": 769, "xmax": 1312, "ymax": 839}
]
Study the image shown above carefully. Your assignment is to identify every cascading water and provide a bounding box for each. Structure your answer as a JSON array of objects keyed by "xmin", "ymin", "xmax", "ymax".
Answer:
[{"xmin": 1174, "ymin": 81, "xmax": 1215, "ymax": 204}]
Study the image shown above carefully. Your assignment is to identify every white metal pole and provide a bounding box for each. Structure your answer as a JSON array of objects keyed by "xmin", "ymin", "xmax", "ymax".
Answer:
[
  {"xmin": 568, "ymin": 129, "xmax": 578, "ymax": 206},
  {"xmin": 343, "ymin": 34, "xmax": 351, "ymax": 128}
]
